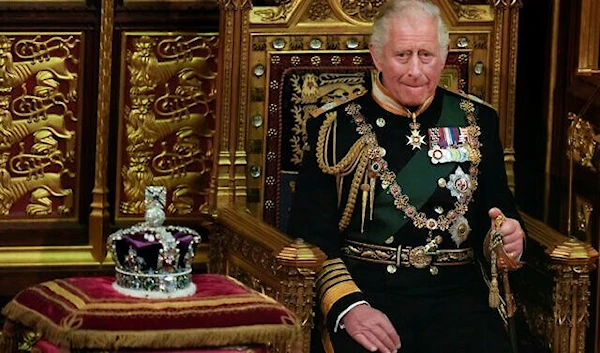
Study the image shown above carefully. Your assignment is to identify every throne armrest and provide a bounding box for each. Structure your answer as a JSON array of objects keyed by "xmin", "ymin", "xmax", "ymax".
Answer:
[
  {"xmin": 208, "ymin": 206, "xmax": 326, "ymax": 353},
  {"xmin": 517, "ymin": 211, "xmax": 599, "ymax": 353}
]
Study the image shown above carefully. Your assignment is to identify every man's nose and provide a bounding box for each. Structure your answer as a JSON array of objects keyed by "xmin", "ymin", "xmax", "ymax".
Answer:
[{"xmin": 407, "ymin": 56, "xmax": 422, "ymax": 77}]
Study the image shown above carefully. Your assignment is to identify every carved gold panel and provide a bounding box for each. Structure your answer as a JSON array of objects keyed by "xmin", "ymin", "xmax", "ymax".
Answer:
[
  {"xmin": 116, "ymin": 32, "xmax": 218, "ymax": 220},
  {"xmin": 250, "ymin": 0, "xmax": 494, "ymax": 25},
  {"xmin": 0, "ymin": 33, "xmax": 82, "ymax": 221}
]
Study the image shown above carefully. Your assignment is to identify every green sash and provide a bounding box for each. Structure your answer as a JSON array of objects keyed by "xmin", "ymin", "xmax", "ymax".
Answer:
[{"xmin": 347, "ymin": 93, "xmax": 471, "ymax": 241}]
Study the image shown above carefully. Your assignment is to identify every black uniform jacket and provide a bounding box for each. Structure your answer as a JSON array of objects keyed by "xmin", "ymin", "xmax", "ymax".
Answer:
[{"xmin": 287, "ymin": 78, "xmax": 523, "ymax": 332}]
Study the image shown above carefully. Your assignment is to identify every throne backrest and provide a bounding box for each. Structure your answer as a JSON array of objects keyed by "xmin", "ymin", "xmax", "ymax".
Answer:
[{"xmin": 243, "ymin": 1, "xmax": 502, "ymax": 231}]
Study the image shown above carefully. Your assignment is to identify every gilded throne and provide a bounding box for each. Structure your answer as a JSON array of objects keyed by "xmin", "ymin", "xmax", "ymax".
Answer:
[
  {"xmin": 0, "ymin": 1, "xmax": 597, "ymax": 353},
  {"xmin": 209, "ymin": 1, "xmax": 599, "ymax": 353}
]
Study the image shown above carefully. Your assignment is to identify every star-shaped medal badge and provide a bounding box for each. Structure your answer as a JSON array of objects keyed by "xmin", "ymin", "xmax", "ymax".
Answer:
[
  {"xmin": 406, "ymin": 130, "xmax": 426, "ymax": 150},
  {"xmin": 446, "ymin": 166, "xmax": 472, "ymax": 201}
]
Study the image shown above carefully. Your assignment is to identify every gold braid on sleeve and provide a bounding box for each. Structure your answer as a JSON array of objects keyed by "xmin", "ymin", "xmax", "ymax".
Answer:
[{"xmin": 315, "ymin": 111, "xmax": 372, "ymax": 232}]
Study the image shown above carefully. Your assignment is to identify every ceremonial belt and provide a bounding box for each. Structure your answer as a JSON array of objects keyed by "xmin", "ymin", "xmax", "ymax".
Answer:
[{"xmin": 342, "ymin": 239, "xmax": 474, "ymax": 269}]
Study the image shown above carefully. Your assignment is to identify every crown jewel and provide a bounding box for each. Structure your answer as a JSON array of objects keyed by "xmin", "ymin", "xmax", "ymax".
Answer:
[{"xmin": 108, "ymin": 186, "xmax": 201, "ymax": 299}]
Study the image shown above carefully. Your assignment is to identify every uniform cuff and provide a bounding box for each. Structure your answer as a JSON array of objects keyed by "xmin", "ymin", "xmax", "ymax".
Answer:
[{"xmin": 317, "ymin": 258, "xmax": 362, "ymax": 322}]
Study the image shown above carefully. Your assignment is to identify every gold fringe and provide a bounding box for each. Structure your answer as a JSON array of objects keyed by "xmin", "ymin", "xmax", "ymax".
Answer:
[{"xmin": 2, "ymin": 302, "xmax": 300, "ymax": 350}]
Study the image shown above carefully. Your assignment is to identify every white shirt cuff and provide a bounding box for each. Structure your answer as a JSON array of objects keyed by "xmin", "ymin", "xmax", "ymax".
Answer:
[{"xmin": 334, "ymin": 300, "xmax": 369, "ymax": 333}]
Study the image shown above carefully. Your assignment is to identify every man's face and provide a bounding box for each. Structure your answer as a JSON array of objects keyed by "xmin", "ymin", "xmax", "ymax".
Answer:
[{"xmin": 370, "ymin": 16, "xmax": 446, "ymax": 107}]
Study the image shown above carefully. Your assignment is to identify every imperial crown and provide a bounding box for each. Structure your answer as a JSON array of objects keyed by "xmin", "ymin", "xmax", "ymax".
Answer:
[{"xmin": 107, "ymin": 186, "xmax": 201, "ymax": 299}]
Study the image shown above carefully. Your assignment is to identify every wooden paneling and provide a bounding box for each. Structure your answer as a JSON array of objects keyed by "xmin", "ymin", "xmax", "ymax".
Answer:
[{"xmin": 0, "ymin": 0, "xmax": 219, "ymax": 309}]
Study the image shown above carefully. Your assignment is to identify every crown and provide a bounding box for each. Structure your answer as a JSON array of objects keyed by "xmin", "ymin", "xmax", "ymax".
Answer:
[{"xmin": 107, "ymin": 186, "xmax": 201, "ymax": 299}]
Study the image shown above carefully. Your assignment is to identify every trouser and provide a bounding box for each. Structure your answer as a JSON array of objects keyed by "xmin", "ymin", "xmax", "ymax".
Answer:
[{"xmin": 328, "ymin": 262, "xmax": 511, "ymax": 353}]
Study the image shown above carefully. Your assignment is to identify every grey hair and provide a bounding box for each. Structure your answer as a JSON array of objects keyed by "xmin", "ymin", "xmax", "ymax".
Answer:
[{"xmin": 370, "ymin": 0, "xmax": 449, "ymax": 60}]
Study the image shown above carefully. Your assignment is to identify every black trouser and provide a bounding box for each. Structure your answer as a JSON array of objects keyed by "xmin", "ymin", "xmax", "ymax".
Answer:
[{"xmin": 328, "ymin": 261, "xmax": 511, "ymax": 353}]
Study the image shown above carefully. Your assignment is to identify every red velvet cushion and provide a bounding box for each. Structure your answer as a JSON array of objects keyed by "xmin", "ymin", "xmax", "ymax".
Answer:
[
  {"xmin": 3, "ymin": 274, "xmax": 298, "ymax": 351},
  {"xmin": 34, "ymin": 339, "xmax": 269, "ymax": 353}
]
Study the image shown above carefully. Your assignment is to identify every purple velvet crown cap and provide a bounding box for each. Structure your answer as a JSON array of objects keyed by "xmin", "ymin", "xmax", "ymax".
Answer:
[
  {"xmin": 106, "ymin": 186, "xmax": 202, "ymax": 299},
  {"xmin": 111, "ymin": 226, "xmax": 199, "ymax": 273}
]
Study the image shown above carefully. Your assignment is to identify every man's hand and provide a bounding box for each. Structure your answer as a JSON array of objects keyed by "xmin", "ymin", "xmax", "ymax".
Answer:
[
  {"xmin": 488, "ymin": 207, "xmax": 524, "ymax": 260},
  {"xmin": 342, "ymin": 304, "xmax": 401, "ymax": 353}
]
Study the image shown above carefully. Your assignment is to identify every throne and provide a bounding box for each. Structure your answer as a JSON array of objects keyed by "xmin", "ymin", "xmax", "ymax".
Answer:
[{"xmin": 209, "ymin": 1, "xmax": 599, "ymax": 353}]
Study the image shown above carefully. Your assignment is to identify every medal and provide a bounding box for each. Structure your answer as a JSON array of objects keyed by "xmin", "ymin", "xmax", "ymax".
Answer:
[
  {"xmin": 445, "ymin": 166, "xmax": 473, "ymax": 201},
  {"xmin": 406, "ymin": 111, "xmax": 426, "ymax": 150},
  {"xmin": 427, "ymin": 127, "xmax": 474, "ymax": 163},
  {"xmin": 406, "ymin": 129, "xmax": 426, "ymax": 150},
  {"xmin": 449, "ymin": 216, "xmax": 471, "ymax": 247}
]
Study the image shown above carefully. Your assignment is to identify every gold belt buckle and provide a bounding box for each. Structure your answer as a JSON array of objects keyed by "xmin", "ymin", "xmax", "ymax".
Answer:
[{"xmin": 409, "ymin": 246, "xmax": 432, "ymax": 269}]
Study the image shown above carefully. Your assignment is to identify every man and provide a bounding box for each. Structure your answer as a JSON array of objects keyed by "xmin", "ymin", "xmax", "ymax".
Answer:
[{"xmin": 288, "ymin": 0, "xmax": 525, "ymax": 352}]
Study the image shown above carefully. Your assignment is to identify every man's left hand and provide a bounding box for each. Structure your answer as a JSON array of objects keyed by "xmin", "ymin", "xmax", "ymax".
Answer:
[{"xmin": 488, "ymin": 207, "xmax": 524, "ymax": 260}]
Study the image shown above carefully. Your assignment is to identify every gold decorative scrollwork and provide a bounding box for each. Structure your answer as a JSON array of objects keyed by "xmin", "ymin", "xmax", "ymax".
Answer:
[
  {"xmin": 0, "ymin": 34, "xmax": 79, "ymax": 218},
  {"xmin": 552, "ymin": 263, "xmax": 592, "ymax": 353},
  {"xmin": 336, "ymin": 0, "xmax": 385, "ymax": 24},
  {"xmin": 452, "ymin": 3, "xmax": 490, "ymax": 21},
  {"xmin": 288, "ymin": 72, "xmax": 368, "ymax": 165},
  {"xmin": 254, "ymin": 0, "xmax": 297, "ymax": 22},
  {"xmin": 307, "ymin": 0, "xmax": 332, "ymax": 22},
  {"xmin": 120, "ymin": 34, "xmax": 218, "ymax": 217},
  {"xmin": 567, "ymin": 112, "xmax": 598, "ymax": 171}
]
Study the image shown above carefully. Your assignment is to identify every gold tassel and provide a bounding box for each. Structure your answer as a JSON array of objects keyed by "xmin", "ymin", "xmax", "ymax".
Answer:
[
  {"xmin": 369, "ymin": 176, "xmax": 376, "ymax": 221},
  {"xmin": 360, "ymin": 179, "xmax": 370, "ymax": 234},
  {"xmin": 488, "ymin": 250, "xmax": 500, "ymax": 308}
]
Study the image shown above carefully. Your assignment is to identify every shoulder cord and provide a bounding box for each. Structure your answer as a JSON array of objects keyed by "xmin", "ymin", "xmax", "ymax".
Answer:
[{"xmin": 316, "ymin": 111, "xmax": 372, "ymax": 232}]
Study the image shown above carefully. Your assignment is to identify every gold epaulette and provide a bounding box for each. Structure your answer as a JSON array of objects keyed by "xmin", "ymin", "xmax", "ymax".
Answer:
[
  {"xmin": 452, "ymin": 89, "xmax": 497, "ymax": 111},
  {"xmin": 310, "ymin": 89, "xmax": 368, "ymax": 118}
]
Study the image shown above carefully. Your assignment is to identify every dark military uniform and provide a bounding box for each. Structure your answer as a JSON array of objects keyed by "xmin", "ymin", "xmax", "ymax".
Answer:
[{"xmin": 288, "ymin": 73, "xmax": 521, "ymax": 353}]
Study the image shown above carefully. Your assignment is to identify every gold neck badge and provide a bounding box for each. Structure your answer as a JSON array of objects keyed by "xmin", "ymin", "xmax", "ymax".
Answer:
[{"xmin": 371, "ymin": 72, "xmax": 434, "ymax": 150}]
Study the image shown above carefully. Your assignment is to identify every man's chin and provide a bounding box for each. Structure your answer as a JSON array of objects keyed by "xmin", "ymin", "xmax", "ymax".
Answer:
[{"xmin": 393, "ymin": 87, "xmax": 432, "ymax": 106}]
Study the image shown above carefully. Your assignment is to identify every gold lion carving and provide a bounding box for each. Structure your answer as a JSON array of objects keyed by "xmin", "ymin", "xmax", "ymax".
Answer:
[
  {"xmin": 0, "ymin": 36, "xmax": 78, "ymax": 101},
  {"xmin": 0, "ymin": 153, "xmax": 73, "ymax": 216}
]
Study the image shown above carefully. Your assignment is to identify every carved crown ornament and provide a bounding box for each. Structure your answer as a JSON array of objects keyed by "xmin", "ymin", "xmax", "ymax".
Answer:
[{"xmin": 250, "ymin": 0, "xmax": 495, "ymax": 25}]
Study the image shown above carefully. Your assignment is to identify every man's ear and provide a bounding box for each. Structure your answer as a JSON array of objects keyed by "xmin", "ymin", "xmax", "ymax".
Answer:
[{"xmin": 369, "ymin": 43, "xmax": 383, "ymax": 71}]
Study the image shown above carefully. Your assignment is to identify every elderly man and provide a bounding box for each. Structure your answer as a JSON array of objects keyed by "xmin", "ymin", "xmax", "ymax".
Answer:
[{"xmin": 288, "ymin": 0, "xmax": 526, "ymax": 352}]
